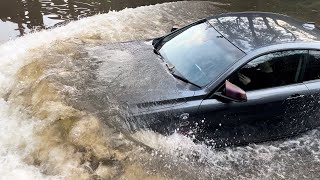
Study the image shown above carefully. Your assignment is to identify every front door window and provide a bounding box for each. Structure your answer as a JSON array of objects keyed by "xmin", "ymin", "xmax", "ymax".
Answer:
[{"xmin": 229, "ymin": 50, "xmax": 307, "ymax": 91}]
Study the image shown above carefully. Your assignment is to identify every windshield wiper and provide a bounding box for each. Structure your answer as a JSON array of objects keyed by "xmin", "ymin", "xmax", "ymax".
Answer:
[
  {"xmin": 171, "ymin": 70, "xmax": 201, "ymax": 89},
  {"xmin": 165, "ymin": 63, "xmax": 175, "ymax": 71},
  {"xmin": 162, "ymin": 57, "xmax": 201, "ymax": 89},
  {"xmin": 153, "ymin": 48, "xmax": 161, "ymax": 56},
  {"xmin": 159, "ymin": 55, "xmax": 201, "ymax": 89}
]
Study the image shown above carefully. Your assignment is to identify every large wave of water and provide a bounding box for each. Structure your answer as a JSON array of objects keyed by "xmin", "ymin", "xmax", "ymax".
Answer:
[{"xmin": 0, "ymin": 1, "xmax": 320, "ymax": 179}]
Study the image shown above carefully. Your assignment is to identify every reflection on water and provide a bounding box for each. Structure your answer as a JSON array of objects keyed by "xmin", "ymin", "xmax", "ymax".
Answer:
[
  {"xmin": 1, "ymin": 0, "xmax": 320, "ymax": 44},
  {"xmin": 0, "ymin": 0, "xmax": 179, "ymax": 43}
]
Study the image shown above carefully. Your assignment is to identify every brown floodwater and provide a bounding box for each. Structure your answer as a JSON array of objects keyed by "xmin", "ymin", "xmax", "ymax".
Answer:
[
  {"xmin": 1, "ymin": 1, "xmax": 320, "ymax": 179},
  {"xmin": 1, "ymin": 0, "xmax": 320, "ymax": 44}
]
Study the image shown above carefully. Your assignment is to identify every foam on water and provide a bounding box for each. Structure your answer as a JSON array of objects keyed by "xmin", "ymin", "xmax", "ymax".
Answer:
[
  {"xmin": 0, "ymin": 1, "xmax": 220, "ymax": 96},
  {"xmin": 1, "ymin": 1, "xmax": 320, "ymax": 179},
  {"xmin": 0, "ymin": 100, "xmax": 58, "ymax": 179},
  {"xmin": 133, "ymin": 128, "xmax": 320, "ymax": 179},
  {"xmin": 0, "ymin": 2, "xmax": 224, "ymax": 179}
]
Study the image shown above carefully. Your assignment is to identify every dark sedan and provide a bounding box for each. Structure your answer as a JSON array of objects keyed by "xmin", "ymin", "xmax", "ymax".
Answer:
[{"xmin": 111, "ymin": 12, "xmax": 320, "ymax": 147}]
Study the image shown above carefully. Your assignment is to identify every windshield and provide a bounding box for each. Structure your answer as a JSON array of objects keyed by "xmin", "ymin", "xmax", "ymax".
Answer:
[{"xmin": 158, "ymin": 21, "xmax": 245, "ymax": 87}]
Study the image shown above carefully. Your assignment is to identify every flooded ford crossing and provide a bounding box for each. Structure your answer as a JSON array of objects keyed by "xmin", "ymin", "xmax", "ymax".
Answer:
[{"xmin": 1, "ymin": 0, "xmax": 320, "ymax": 179}]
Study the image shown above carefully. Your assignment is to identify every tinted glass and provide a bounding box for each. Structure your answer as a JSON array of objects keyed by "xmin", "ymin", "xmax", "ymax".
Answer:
[
  {"xmin": 303, "ymin": 50, "xmax": 320, "ymax": 82},
  {"xmin": 229, "ymin": 50, "xmax": 307, "ymax": 91},
  {"xmin": 159, "ymin": 21, "xmax": 245, "ymax": 87},
  {"xmin": 209, "ymin": 14, "xmax": 320, "ymax": 52}
]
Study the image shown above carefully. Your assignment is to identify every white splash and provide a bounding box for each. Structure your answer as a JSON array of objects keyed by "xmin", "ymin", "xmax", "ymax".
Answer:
[
  {"xmin": 1, "ymin": 1, "xmax": 319, "ymax": 179},
  {"xmin": 0, "ymin": 1, "xmax": 220, "ymax": 179},
  {"xmin": 0, "ymin": 99, "xmax": 59, "ymax": 179}
]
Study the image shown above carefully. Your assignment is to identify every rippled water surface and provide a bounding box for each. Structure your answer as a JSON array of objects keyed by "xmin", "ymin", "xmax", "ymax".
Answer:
[
  {"xmin": 1, "ymin": 0, "xmax": 320, "ymax": 44},
  {"xmin": 1, "ymin": 1, "xmax": 320, "ymax": 180},
  {"xmin": 0, "ymin": 0, "xmax": 182, "ymax": 43}
]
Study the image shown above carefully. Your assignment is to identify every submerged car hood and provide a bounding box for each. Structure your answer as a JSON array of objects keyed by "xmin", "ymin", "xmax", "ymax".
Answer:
[{"xmin": 86, "ymin": 41, "xmax": 195, "ymax": 108}]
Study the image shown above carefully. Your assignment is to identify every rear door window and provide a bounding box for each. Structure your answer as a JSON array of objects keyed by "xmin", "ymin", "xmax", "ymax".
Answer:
[{"xmin": 302, "ymin": 50, "xmax": 320, "ymax": 82}]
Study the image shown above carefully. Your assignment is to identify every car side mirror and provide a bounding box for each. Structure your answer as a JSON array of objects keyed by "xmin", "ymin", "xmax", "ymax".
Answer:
[
  {"xmin": 214, "ymin": 80, "xmax": 247, "ymax": 103},
  {"xmin": 171, "ymin": 26, "xmax": 179, "ymax": 32}
]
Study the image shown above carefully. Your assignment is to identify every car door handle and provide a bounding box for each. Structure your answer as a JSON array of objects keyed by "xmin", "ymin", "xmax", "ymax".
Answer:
[{"xmin": 287, "ymin": 94, "xmax": 305, "ymax": 100}]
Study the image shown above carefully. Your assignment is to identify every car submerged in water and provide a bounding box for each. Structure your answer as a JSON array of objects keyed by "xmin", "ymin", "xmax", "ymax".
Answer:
[{"xmin": 106, "ymin": 12, "xmax": 320, "ymax": 147}]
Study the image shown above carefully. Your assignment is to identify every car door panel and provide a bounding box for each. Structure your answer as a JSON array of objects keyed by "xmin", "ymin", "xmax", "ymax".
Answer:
[
  {"xmin": 301, "ymin": 50, "xmax": 320, "ymax": 128},
  {"xmin": 193, "ymin": 84, "xmax": 310, "ymax": 147},
  {"xmin": 303, "ymin": 80, "xmax": 320, "ymax": 127}
]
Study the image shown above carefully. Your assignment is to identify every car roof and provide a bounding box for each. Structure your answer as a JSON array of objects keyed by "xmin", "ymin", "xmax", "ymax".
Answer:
[{"xmin": 207, "ymin": 12, "xmax": 320, "ymax": 53}]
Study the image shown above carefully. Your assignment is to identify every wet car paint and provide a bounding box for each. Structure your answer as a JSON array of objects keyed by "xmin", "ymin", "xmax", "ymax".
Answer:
[{"xmin": 124, "ymin": 13, "xmax": 320, "ymax": 147}]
